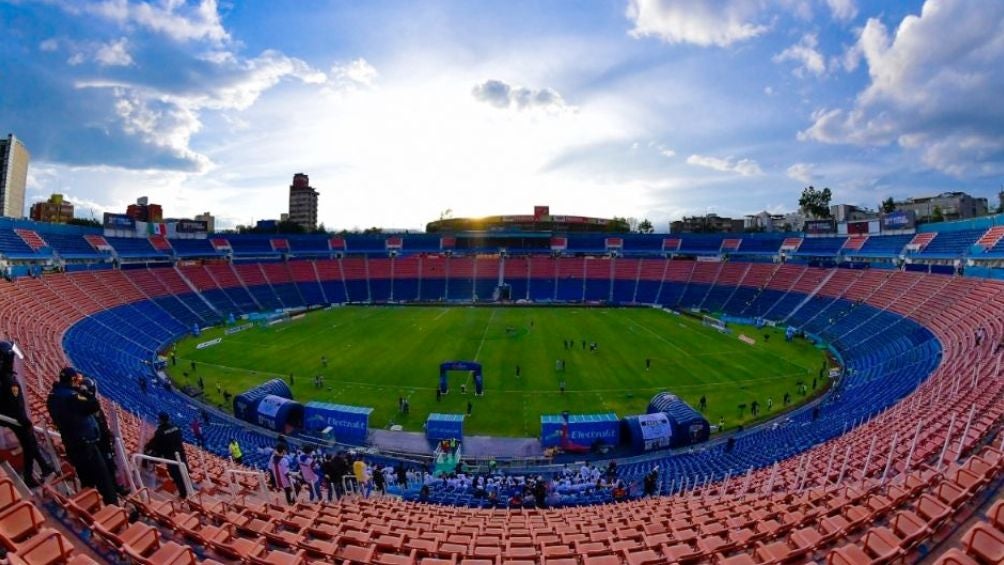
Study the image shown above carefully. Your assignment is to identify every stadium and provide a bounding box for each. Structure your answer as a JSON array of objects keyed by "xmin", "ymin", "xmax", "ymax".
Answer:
[
  {"xmin": 2, "ymin": 1, "xmax": 1003, "ymax": 564},
  {"xmin": 0, "ymin": 217, "xmax": 1002, "ymax": 564}
]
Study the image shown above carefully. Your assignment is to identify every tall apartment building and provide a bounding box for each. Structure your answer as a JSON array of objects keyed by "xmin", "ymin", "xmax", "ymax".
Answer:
[
  {"xmin": 0, "ymin": 133, "xmax": 29, "ymax": 218},
  {"xmin": 288, "ymin": 173, "xmax": 318, "ymax": 231}
]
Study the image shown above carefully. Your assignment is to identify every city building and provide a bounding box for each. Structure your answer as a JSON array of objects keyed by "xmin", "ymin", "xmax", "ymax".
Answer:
[
  {"xmin": 125, "ymin": 196, "xmax": 163, "ymax": 222},
  {"xmin": 195, "ymin": 211, "xmax": 215, "ymax": 233},
  {"xmin": 893, "ymin": 191, "xmax": 988, "ymax": 222},
  {"xmin": 0, "ymin": 133, "xmax": 29, "ymax": 218},
  {"xmin": 288, "ymin": 173, "xmax": 319, "ymax": 231},
  {"xmin": 426, "ymin": 205, "xmax": 629, "ymax": 233},
  {"xmin": 830, "ymin": 204, "xmax": 877, "ymax": 223},
  {"xmin": 669, "ymin": 214, "xmax": 744, "ymax": 234},
  {"xmin": 29, "ymin": 193, "xmax": 74, "ymax": 223}
]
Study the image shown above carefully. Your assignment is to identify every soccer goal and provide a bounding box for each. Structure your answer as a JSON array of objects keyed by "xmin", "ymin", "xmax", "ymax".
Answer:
[{"xmin": 702, "ymin": 315, "xmax": 728, "ymax": 333}]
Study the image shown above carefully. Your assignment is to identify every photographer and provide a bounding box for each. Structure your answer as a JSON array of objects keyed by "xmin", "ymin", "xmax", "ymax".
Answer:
[
  {"xmin": 0, "ymin": 342, "xmax": 55, "ymax": 487},
  {"xmin": 46, "ymin": 367, "xmax": 118, "ymax": 504}
]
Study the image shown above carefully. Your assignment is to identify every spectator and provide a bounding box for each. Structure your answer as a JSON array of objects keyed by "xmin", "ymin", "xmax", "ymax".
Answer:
[
  {"xmin": 298, "ymin": 446, "xmax": 321, "ymax": 501},
  {"xmin": 190, "ymin": 418, "xmax": 204, "ymax": 448},
  {"xmin": 270, "ymin": 444, "xmax": 294, "ymax": 504},
  {"xmin": 145, "ymin": 412, "xmax": 189, "ymax": 499},
  {"xmin": 228, "ymin": 438, "xmax": 243, "ymax": 465}
]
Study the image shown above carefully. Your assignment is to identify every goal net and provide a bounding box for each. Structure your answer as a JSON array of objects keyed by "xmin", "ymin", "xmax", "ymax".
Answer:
[{"xmin": 702, "ymin": 315, "xmax": 728, "ymax": 333}]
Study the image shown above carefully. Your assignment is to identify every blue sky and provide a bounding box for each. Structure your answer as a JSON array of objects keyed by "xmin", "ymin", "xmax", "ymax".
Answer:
[{"xmin": 1, "ymin": 0, "xmax": 1002, "ymax": 231}]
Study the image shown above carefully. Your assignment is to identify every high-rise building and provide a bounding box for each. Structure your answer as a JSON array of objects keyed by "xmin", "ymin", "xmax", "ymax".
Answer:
[
  {"xmin": 195, "ymin": 211, "xmax": 215, "ymax": 233},
  {"xmin": 0, "ymin": 133, "xmax": 29, "ymax": 218},
  {"xmin": 288, "ymin": 173, "xmax": 318, "ymax": 231},
  {"xmin": 29, "ymin": 193, "xmax": 74, "ymax": 223}
]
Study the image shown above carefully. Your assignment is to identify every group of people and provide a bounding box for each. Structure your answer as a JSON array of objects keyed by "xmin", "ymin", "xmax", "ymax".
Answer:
[
  {"xmin": 267, "ymin": 441, "xmax": 418, "ymax": 505},
  {"xmin": 422, "ymin": 460, "xmax": 637, "ymax": 507}
]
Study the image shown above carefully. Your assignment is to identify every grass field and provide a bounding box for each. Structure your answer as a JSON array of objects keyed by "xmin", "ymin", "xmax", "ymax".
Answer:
[{"xmin": 168, "ymin": 306, "xmax": 829, "ymax": 437}]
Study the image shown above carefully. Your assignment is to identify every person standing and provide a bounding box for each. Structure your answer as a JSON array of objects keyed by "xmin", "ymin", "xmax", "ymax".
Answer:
[
  {"xmin": 146, "ymin": 412, "xmax": 190, "ymax": 499},
  {"xmin": 47, "ymin": 367, "xmax": 117, "ymax": 504},
  {"xmin": 228, "ymin": 438, "xmax": 243, "ymax": 465},
  {"xmin": 0, "ymin": 343, "xmax": 55, "ymax": 488},
  {"xmin": 270, "ymin": 444, "xmax": 294, "ymax": 504},
  {"xmin": 645, "ymin": 358, "xmax": 651, "ymax": 371},
  {"xmin": 298, "ymin": 446, "xmax": 321, "ymax": 501},
  {"xmin": 190, "ymin": 418, "xmax": 205, "ymax": 448}
]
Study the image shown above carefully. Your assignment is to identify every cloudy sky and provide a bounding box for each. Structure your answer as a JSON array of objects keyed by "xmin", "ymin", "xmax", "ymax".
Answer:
[{"xmin": 1, "ymin": 0, "xmax": 1002, "ymax": 231}]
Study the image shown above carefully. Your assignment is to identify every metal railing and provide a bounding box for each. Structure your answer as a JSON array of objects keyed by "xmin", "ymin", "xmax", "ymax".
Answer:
[{"xmin": 130, "ymin": 452, "xmax": 194, "ymax": 499}]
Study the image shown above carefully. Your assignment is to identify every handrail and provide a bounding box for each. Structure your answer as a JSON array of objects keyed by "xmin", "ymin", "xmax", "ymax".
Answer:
[{"xmin": 131, "ymin": 452, "xmax": 194, "ymax": 499}]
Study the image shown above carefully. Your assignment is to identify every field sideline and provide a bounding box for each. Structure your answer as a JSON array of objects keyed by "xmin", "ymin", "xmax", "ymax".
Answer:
[{"xmin": 168, "ymin": 306, "xmax": 829, "ymax": 437}]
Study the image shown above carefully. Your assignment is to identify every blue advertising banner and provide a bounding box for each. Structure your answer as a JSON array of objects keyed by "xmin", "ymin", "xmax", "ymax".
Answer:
[
  {"xmin": 566, "ymin": 413, "xmax": 620, "ymax": 446},
  {"xmin": 426, "ymin": 413, "xmax": 464, "ymax": 441},
  {"xmin": 303, "ymin": 402, "xmax": 373, "ymax": 445},
  {"xmin": 540, "ymin": 415, "xmax": 566, "ymax": 448},
  {"xmin": 102, "ymin": 212, "xmax": 135, "ymax": 230}
]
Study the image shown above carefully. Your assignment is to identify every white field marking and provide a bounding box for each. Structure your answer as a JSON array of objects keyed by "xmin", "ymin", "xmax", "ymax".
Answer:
[
  {"xmin": 630, "ymin": 318, "xmax": 691, "ymax": 357},
  {"xmin": 473, "ymin": 309, "xmax": 496, "ymax": 362},
  {"xmin": 433, "ymin": 309, "xmax": 450, "ymax": 321}
]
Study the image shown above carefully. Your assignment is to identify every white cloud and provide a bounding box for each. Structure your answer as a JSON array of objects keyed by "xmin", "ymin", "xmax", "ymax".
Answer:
[
  {"xmin": 799, "ymin": 0, "xmax": 1004, "ymax": 176},
  {"xmin": 774, "ymin": 33, "xmax": 825, "ymax": 77},
  {"xmin": 39, "ymin": 38, "xmax": 59, "ymax": 52},
  {"xmin": 75, "ymin": 0, "xmax": 230, "ymax": 45},
  {"xmin": 687, "ymin": 154, "xmax": 763, "ymax": 176},
  {"xmin": 329, "ymin": 58, "xmax": 378, "ymax": 88},
  {"xmin": 625, "ymin": 0, "xmax": 769, "ymax": 47},
  {"xmin": 660, "ymin": 148, "xmax": 676, "ymax": 158},
  {"xmin": 825, "ymin": 0, "xmax": 858, "ymax": 21},
  {"xmin": 94, "ymin": 38, "xmax": 133, "ymax": 66},
  {"xmin": 76, "ymin": 49, "xmax": 329, "ymax": 171},
  {"xmin": 472, "ymin": 79, "xmax": 570, "ymax": 112},
  {"xmin": 786, "ymin": 162, "xmax": 818, "ymax": 183}
]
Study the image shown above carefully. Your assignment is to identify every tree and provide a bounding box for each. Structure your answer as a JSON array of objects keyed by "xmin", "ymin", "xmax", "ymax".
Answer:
[
  {"xmin": 66, "ymin": 218, "xmax": 101, "ymax": 228},
  {"xmin": 930, "ymin": 206, "xmax": 944, "ymax": 223},
  {"xmin": 798, "ymin": 186, "xmax": 832, "ymax": 218},
  {"xmin": 637, "ymin": 219, "xmax": 654, "ymax": 234},
  {"xmin": 881, "ymin": 197, "xmax": 896, "ymax": 214}
]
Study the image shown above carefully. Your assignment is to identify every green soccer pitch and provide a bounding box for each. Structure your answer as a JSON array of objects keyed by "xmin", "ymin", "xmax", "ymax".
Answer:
[{"xmin": 167, "ymin": 306, "xmax": 830, "ymax": 438}]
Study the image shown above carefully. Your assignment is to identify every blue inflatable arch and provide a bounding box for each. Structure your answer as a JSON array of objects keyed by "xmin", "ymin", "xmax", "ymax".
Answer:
[{"xmin": 439, "ymin": 361, "xmax": 483, "ymax": 395}]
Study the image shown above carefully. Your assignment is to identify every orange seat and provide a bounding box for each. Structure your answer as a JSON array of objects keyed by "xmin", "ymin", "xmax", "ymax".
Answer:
[
  {"xmin": 932, "ymin": 548, "xmax": 979, "ymax": 565},
  {"xmin": 962, "ymin": 523, "xmax": 1004, "ymax": 564},
  {"xmin": 0, "ymin": 501, "xmax": 48, "ymax": 550},
  {"xmin": 5, "ymin": 529, "xmax": 74, "ymax": 565}
]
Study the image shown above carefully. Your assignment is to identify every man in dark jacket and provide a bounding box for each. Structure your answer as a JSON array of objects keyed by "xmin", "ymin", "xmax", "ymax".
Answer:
[
  {"xmin": 47, "ymin": 367, "xmax": 118, "ymax": 504},
  {"xmin": 144, "ymin": 412, "xmax": 189, "ymax": 498},
  {"xmin": 0, "ymin": 342, "xmax": 55, "ymax": 487}
]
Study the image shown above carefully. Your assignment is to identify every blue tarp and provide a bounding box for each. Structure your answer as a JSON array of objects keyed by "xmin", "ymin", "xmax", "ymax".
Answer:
[
  {"xmin": 426, "ymin": 413, "xmax": 464, "ymax": 441},
  {"xmin": 303, "ymin": 402, "xmax": 373, "ymax": 445},
  {"xmin": 647, "ymin": 392, "xmax": 710, "ymax": 447},
  {"xmin": 622, "ymin": 413, "xmax": 674, "ymax": 452},
  {"xmin": 233, "ymin": 378, "xmax": 292, "ymax": 422},
  {"xmin": 255, "ymin": 394, "xmax": 303, "ymax": 432}
]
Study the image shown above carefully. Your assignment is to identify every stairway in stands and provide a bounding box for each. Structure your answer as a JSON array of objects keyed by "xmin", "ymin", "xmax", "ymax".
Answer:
[
  {"xmin": 975, "ymin": 226, "xmax": 1004, "ymax": 250},
  {"xmin": 14, "ymin": 228, "xmax": 48, "ymax": 252}
]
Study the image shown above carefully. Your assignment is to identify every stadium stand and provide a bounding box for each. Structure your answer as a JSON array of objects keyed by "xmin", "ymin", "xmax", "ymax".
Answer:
[{"xmin": 0, "ymin": 227, "xmax": 1001, "ymax": 564}]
